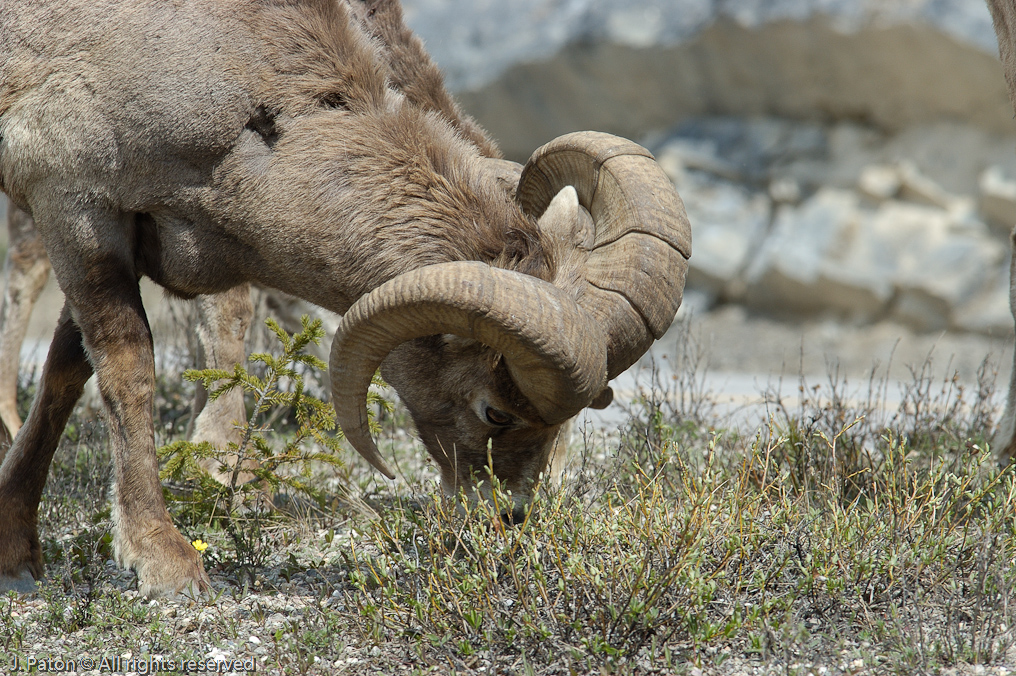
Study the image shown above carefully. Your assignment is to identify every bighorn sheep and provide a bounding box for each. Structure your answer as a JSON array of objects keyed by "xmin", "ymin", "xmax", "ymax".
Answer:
[
  {"xmin": 0, "ymin": 0, "xmax": 513, "ymax": 481},
  {"xmin": 0, "ymin": 0, "xmax": 486, "ymax": 458},
  {"xmin": 996, "ymin": 228, "xmax": 1016, "ymax": 461},
  {"xmin": 0, "ymin": 202, "xmax": 52, "ymax": 448},
  {"xmin": 0, "ymin": 0, "xmax": 691, "ymax": 597}
]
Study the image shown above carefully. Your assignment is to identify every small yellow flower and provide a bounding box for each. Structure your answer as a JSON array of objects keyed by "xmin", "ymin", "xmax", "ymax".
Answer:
[{"xmin": 192, "ymin": 539, "xmax": 209, "ymax": 553}]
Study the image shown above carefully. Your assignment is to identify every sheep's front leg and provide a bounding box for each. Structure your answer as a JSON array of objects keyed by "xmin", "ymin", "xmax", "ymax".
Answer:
[
  {"xmin": 0, "ymin": 304, "xmax": 92, "ymax": 592},
  {"xmin": 36, "ymin": 211, "xmax": 209, "ymax": 597},
  {"xmin": 0, "ymin": 202, "xmax": 51, "ymax": 454},
  {"xmin": 77, "ymin": 270, "xmax": 208, "ymax": 597}
]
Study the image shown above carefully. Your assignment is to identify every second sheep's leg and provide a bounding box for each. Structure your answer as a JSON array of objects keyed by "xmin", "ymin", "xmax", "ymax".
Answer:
[
  {"xmin": 187, "ymin": 285, "xmax": 259, "ymax": 489},
  {"xmin": 995, "ymin": 225, "xmax": 1016, "ymax": 463},
  {"xmin": 0, "ymin": 199, "xmax": 265, "ymax": 487},
  {"xmin": 0, "ymin": 305, "xmax": 92, "ymax": 592},
  {"xmin": 0, "ymin": 202, "xmax": 51, "ymax": 456}
]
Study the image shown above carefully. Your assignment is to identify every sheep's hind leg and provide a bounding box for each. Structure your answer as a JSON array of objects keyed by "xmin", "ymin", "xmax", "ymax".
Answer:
[
  {"xmin": 0, "ymin": 304, "xmax": 92, "ymax": 592},
  {"xmin": 188, "ymin": 286, "xmax": 258, "ymax": 487},
  {"xmin": 0, "ymin": 202, "xmax": 51, "ymax": 456}
]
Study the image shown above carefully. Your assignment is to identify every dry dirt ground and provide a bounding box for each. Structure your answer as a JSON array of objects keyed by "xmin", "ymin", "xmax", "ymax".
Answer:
[
  {"xmin": 21, "ymin": 274, "xmax": 1015, "ymax": 405},
  {"xmin": 583, "ymin": 301, "xmax": 1016, "ymax": 443}
]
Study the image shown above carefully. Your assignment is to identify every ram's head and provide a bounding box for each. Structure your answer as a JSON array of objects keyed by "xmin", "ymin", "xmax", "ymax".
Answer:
[{"xmin": 330, "ymin": 132, "xmax": 691, "ymax": 513}]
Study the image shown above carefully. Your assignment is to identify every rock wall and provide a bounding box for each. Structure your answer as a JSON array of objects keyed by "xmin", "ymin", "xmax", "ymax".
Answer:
[
  {"xmin": 458, "ymin": 20, "xmax": 1011, "ymax": 162},
  {"xmin": 404, "ymin": 0, "xmax": 1016, "ymax": 336},
  {"xmin": 404, "ymin": 0, "xmax": 1008, "ymax": 160},
  {"xmin": 658, "ymin": 118, "xmax": 1016, "ymax": 334},
  {"xmin": 404, "ymin": 0, "xmax": 1000, "ymax": 91}
]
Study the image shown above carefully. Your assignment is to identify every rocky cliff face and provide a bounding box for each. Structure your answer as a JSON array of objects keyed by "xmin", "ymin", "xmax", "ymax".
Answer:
[
  {"xmin": 404, "ymin": 0, "xmax": 1007, "ymax": 159},
  {"xmin": 404, "ymin": 0, "xmax": 1016, "ymax": 336},
  {"xmin": 654, "ymin": 117, "xmax": 1016, "ymax": 334},
  {"xmin": 404, "ymin": 0, "xmax": 999, "ymax": 91}
]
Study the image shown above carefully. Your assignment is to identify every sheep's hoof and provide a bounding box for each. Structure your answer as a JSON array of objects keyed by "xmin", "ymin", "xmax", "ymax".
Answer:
[
  {"xmin": 138, "ymin": 567, "xmax": 212, "ymax": 601},
  {"xmin": 0, "ymin": 567, "xmax": 38, "ymax": 594},
  {"xmin": 131, "ymin": 533, "xmax": 212, "ymax": 600}
]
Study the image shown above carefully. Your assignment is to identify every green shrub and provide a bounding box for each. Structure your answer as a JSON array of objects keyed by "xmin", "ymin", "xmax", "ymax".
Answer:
[{"xmin": 158, "ymin": 316, "xmax": 390, "ymax": 576}]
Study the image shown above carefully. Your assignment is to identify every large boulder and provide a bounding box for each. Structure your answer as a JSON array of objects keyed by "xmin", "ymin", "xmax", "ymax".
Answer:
[
  {"xmin": 647, "ymin": 115, "xmax": 1016, "ymax": 335},
  {"xmin": 742, "ymin": 189, "xmax": 893, "ymax": 323},
  {"xmin": 740, "ymin": 188, "xmax": 1005, "ymax": 331}
]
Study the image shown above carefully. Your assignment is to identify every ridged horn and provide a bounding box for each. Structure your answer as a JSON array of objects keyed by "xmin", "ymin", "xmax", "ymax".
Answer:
[
  {"xmin": 517, "ymin": 132, "xmax": 692, "ymax": 379},
  {"xmin": 330, "ymin": 261, "xmax": 607, "ymax": 478}
]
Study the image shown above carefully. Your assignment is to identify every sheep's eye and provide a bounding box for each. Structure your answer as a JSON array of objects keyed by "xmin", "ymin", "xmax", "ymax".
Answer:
[{"xmin": 485, "ymin": 406, "xmax": 513, "ymax": 426}]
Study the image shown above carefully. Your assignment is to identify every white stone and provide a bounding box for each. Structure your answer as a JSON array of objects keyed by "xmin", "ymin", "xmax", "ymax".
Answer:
[
  {"xmin": 979, "ymin": 165, "xmax": 1016, "ymax": 236},
  {"xmin": 769, "ymin": 177, "xmax": 802, "ymax": 204},
  {"xmin": 875, "ymin": 200, "xmax": 1004, "ymax": 328},
  {"xmin": 655, "ymin": 146, "xmax": 687, "ymax": 188},
  {"xmin": 655, "ymin": 138, "xmax": 739, "ymax": 181},
  {"xmin": 742, "ymin": 188, "xmax": 1006, "ymax": 329},
  {"xmin": 897, "ymin": 160, "xmax": 957, "ymax": 208},
  {"xmin": 744, "ymin": 188, "xmax": 891, "ymax": 320},
  {"xmin": 681, "ymin": 178, "xmax": 770, "ymax": 296},
  {"xmin": 858, "ymin": 164, "xmax": 901, "ymax": 201}
]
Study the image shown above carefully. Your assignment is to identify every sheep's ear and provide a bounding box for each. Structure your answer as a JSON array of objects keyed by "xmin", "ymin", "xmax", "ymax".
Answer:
[
  {"xmin": 538, "ymin": 186, "xmax": 588, "ymax": 247},
  {"xmin": 589, "ymin": 386, "xmax": 613, "ymax": 409},
  {"xmin": 540, "ymin": 186, "xmax": 595, "ymax": 291}
]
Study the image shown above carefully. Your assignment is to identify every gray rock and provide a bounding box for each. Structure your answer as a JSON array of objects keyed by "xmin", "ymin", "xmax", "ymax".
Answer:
[
  {"xmin": 404, "ymin": 0, "xmax": 997, "ymax": 92},
  {"xmin": 875, "ymin": 200, "xmax": 1003, "ymax": 330},
  {"xmin": 740, "ymin": 188, "xmax": 1006, "ymax": 330},
  {"xmin": 657, "ymin": 117, "xmax": 827, "ymax": 185},
  {"xmin": 680, "ymin": 178, "xmax": 771, "ymax": 297},
  {"xmin": 952, "ymin": 261, "xmax": 1014, "ymax": 335},
  {"xmin": 858, "ymin": 165, "xmax": 902, "ymax": 202},
  {"xmin": 979, "ymin": 165, "xmax": 1016, "ymax": 237},
  {"xmin": 897, "ymin": 161, "xmax": 958, "ymax": 210},
  {"xmin": 744, "ymin": 189, "xmax": 892, "ymax": 321},
  {"xmin": 769, "ymin": 177, "xmax": 802, "ymax": 205}
]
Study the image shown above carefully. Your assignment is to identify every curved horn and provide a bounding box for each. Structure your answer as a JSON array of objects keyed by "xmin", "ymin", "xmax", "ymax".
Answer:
[
  {"xmin": 330, "ymin": 261, "xmax": 607, "ymax": 478},
  {"xmin": 516, "ymin": 132, "xmax": 692, "ymax": 379}
]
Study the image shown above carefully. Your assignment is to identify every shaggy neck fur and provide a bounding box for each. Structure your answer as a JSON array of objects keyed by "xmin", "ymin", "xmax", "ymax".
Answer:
[{"xmin": 203, "ymin": 0, "xmax": 553, "ymax": 311}]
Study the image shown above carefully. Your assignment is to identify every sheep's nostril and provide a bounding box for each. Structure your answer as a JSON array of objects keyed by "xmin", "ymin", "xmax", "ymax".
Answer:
[{"xmin": 500, "ymin": 506, "xmax": 528, "ymax": 526}]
